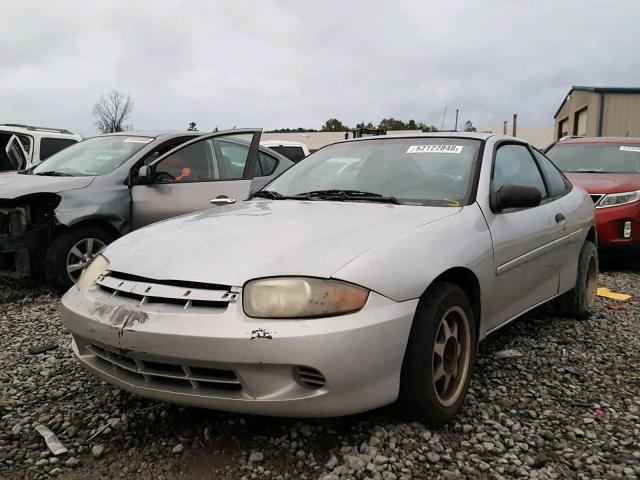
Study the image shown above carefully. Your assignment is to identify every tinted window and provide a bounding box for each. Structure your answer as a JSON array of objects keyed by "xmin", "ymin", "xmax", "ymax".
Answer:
[
  {"xmin": 493, "ymin": 144, "xmax": 547, "ymax": 198},
  {"xmin": 265, "ymin": 138, "xmax": 481, "ymax": 206},
  {"xmin": 40, "ymin": 138, "xmax": 77, "ymax": 160},
  {"xmin": 255, "ymin": 152, "xmax": 278, "ymax": 176},
  {"xmin": 533, "ymin": 149, "xmax": 568, "ymax": 197},
  {"xmin": 154, "ymin": 133, "xmax": 253, "ymax": 183},
  {"xmin": 268, "ymin": 145, "xmax": 306, "ymax": 162}
]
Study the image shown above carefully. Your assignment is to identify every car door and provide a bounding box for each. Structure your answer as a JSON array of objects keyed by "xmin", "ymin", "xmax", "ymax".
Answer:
[
  {"xmin": 4, "ymin": 135, "xmax": 29, "ymax": 170},
  {"xmin": 131, "ymin": 129, "xmax": 261, "ymax": 229},
  {"xmin": 483, "ymin": 142, "xmax": 570, "ymax": 331}
]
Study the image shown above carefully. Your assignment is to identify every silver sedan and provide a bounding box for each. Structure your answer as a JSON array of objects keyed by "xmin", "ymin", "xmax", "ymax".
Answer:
[{"xmin": 61, "ymin": 133, "xmax": 597, "ymax": 425}]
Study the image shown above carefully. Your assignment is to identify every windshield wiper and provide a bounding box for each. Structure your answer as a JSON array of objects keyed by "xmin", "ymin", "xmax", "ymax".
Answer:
[
  {"xmin": 34, "ymin": 171, "xmax": 73, "ymax": 177},
  {"xmin": 252, "ymin": 190, "xmax": 288, "ymax": 199},
  {"xmin": 294, "ymin": 189, "xmax": 402, "ymax": 204}
]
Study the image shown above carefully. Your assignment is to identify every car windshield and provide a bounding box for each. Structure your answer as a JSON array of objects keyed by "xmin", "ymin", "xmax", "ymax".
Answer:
[
  {"xmin": 262, "ymin": 137, "xmax": 481, "ymax": 206},
  {"xmin": 30, "ymin": 135, "xmax": 154, "ymax": 176},
  {"xmin": 546, "ymin": 143, "xmax": 640, "ymax": 174}
]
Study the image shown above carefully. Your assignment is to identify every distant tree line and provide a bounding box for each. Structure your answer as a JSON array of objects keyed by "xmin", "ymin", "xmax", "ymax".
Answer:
[{"xmin": 266, "ymin": 118, "xmax": 476, "ymax": 133}]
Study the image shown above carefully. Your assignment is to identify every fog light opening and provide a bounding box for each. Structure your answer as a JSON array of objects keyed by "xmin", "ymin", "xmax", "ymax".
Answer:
[{"xmin": 623, "ymin": 221, "xmax": 632, "ymax": 239}]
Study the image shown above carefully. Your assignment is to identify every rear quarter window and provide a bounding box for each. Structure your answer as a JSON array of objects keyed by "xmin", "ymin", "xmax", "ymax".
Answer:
[
  {"xmin": 268, "ymin": 145, "xmax": 306, "ymax": 162},
  {"xmin": 40, "ymin": 138, "xmax": 78, "ymax": 160}
]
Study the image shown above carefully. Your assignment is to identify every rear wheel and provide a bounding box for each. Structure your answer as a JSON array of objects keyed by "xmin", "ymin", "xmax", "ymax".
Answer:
[
  {"xmin": 399, "ymin": 282, "xmax": 476, "ymax": 426},
  {"xmin": 46, "ymin": 227, "xmax": 114, "ymax": 292},
  {"xmin": 556, "ymin": 240, "xmax": 598, "ymax": 319}
]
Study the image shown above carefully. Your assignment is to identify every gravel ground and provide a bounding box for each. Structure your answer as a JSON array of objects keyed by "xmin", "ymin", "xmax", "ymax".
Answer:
[{"xmin": 1, "ymin": 263, "xmax": 639, "ymax": 480}]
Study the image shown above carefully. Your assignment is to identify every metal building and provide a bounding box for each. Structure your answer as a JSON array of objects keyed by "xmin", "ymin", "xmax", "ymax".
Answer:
[{"xmin": 554, "ymin": 86, "xmax": 640, "ymax": 140}]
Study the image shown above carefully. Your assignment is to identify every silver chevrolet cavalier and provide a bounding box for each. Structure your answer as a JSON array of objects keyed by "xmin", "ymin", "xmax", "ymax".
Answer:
[{"xmin": 61, "ymin": 133, "xmax": 597, "ymax": 425}]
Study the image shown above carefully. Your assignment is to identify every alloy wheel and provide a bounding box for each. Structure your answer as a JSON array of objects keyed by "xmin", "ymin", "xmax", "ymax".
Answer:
[
  {"xmin": 66, "ymin": 238, "xmax": 106, "ymax": 283},
  {"xmin": 432, "ymin": 306, "xmax": 471, "ymax": 407}
]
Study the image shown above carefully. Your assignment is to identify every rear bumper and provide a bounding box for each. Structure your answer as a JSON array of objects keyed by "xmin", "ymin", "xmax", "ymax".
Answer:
[{"xmin": 61, "ymin": 284, "xmax": 418, "ymax": 417}]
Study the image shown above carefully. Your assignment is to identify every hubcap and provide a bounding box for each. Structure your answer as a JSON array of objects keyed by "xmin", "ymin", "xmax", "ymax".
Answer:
[
  {"xmin": 66, "ymin": 238, "xmax": 106, "ymax": 283},
  {"xmin": 432, "ymin": 306, "xmax": 471, "ymax": 407},
  {"xmin": 585, "ymin": 256, "xmax": 598, "ymax": 309}
]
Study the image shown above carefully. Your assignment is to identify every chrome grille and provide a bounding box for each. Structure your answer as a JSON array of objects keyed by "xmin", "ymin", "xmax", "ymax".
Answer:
[
  {"xmin": 96, "ymin": 271, "xmax": 237, "ymax": 309},
  {"xmin": 295, "ymin": 366, "xmax": 327, "ymax": 389},
  {"xmin": 88, "ymin": 344, "xmax": 242, "ymax": 392}
]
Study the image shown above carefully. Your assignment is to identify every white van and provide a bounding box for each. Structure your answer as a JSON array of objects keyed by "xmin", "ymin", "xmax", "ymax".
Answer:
[
  {"xmin": 1, "ymin": 124, "xmax": 81, "ymax": 171},
  {"xmin": 260, "ymin": 140, "xmax": 310, "ymax": 163}
]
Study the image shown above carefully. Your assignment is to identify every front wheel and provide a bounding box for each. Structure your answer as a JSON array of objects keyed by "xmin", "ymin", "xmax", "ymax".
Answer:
[
  {"xmin": 555, "ymin": 240, "xmax": 599, "ymax": 319},
  {"xmin": 46, "ymin": 227, "xmax": 114, "ymax": 292},
  {"xmin": 399, "ymin": 282, "xmax": 476, "ymax": 426}
]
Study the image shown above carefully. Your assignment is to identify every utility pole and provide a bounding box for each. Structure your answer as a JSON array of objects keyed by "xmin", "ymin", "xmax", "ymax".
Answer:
[
  {"xmin": 503, "ymin": 121, "xmax": 507, "ymax": 134},
  {"xmin": 454, "ymin": 109, "xmax": 459, "ymax": 131},
  {"xmin": 440, "ymin": 105, "xmax": 448, "ymax": 131},
  {"xmin": 512, "ymin": 114, "xmax": 517, "ymax": 137}
]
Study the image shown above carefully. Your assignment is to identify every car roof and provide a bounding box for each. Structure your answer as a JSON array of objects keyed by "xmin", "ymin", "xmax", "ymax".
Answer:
[
  {"xmin": 260, "ymin": 140, "xmax": 308, "ymax": 147},
  {"xmin": 557, "ymin": 136, "xmax": 640, "ymax": 145},
  {"xmin": 103, "ymin": 130, "xmax": 202, "ymax": 139},
  {"xmin": 0, "ymin": 123, "xmax": 78, "ymax": 137},
  {"xmin": 342, "ymin": 131, "xmax": 500, "ymax": 143}
]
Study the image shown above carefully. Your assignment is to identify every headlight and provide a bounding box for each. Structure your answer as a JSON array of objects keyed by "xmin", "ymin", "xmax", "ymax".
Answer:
[
  {"xmin": 76, "ymin": 255, "xmax": 110, "ymax": 290},
  {"xmin": 243, "ymin": 277, "xmax": 369, "ymax": 318},
  {"xmin": 597, "ymin": 190, "xmax": 640, "ymax": 208}
]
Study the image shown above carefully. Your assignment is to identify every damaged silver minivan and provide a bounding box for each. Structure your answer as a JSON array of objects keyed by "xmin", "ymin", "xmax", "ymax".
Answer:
[{"xmin": 0, "ymin": 129, "xmax": 292, "ymax": 290}]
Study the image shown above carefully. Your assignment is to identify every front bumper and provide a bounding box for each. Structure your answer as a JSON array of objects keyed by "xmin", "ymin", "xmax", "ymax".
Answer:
[
  {"xmin": 61, "ymin": 283, "xmax": 417, "ymax": 417},
  {"xmin": 595, "ymin": 201, "xmax": 640, "ymax": 250}
]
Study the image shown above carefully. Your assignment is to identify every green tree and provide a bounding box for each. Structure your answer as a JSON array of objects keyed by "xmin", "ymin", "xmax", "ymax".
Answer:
[
  {"xmin": 322, "ymin": 118, "xmax": 349, "ymax": 131},
  {"xmin": 378, "ymin": 118, "xmax": 408, "ymax": 130},
  {"xmin": 463, "ymin": 120, "xmax": 477, "ymax": 132},
  {"xmin": 187, "ymin": 122, "xmax": 198, "ymax": 131}
]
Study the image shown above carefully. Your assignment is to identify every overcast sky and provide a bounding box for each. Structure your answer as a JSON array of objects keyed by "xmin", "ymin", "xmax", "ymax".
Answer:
[{"xmin": 1, "ymin": 0, "xmax": 638, "ymax": 137}]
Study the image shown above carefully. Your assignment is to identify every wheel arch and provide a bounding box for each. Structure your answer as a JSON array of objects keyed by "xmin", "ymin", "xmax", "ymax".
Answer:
[
  {"xmin": 54, "ymin": 217, "xmax": 122, "ymax": 240},
  {"xmin": 420, "ymin": 267, "xmax": 482, "ymax": 344},
  {"xmin": 586, "ymin": 226, "xmax": 597, "ymax": 246}
]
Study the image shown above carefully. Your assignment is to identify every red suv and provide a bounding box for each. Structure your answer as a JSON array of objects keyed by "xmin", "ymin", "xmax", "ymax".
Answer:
[{"xmin": 546, "ymin": 137, "xmax": 640, "ymax": 252}]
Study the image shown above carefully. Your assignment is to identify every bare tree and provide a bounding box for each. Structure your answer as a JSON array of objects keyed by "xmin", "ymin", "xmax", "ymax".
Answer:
[{"xmin": 92, "ymin": 91, "xmax": 134, "ymax": 133}]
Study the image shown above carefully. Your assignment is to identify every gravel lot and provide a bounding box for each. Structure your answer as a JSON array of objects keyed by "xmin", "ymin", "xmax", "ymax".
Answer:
[{"xmin": 1, "ymin": 262, "xmax": 639, "ymax": 480}]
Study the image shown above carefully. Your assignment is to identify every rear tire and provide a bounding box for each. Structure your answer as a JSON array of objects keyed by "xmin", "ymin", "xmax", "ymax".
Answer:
[
  {"xmin": 398, "ymin": 282, "xmax": 476, "ymax": 426},
  {"xmin": 555, "ymin": 240, "xmax": 598, "ymax": 319},
  {"xmin": 46, "ymin": 227, "xmax": 114, "ymax": 292}
]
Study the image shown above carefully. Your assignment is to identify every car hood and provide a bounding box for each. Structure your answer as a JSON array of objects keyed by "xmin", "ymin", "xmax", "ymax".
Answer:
[
  {"xmin": 0, "ymin": 172, "xmax": 95, "ymax": 199},
  {"xmin": 105, "ymin": 200, "xmax": 460, "ymax": 287},
  {"xmin": 565, "ymin": 172, "xmax": 640, "ymax": 194}
]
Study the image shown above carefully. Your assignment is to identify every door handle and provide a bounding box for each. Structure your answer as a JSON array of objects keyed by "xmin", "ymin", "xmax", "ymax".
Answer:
[
  {"xmin": 210, "ymin": 196, "xmax": 236, "ymax": 206},
  {"xmin": 555, "ymin": 213, "xmax": 566, "ymax": 224}
]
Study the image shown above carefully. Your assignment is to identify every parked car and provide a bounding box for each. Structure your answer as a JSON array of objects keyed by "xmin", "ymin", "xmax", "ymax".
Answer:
[
  {"xmin": 260, "ymin": 140, "xmax": 310, "ymax": 162},
  {"xmin": 0, "ymin": 129, "xmax": 292, "ymax": 290},
  {"xmin": 546, "ymin": 136, "xmax": 640, "ymax": 252},
  {"xmin": 61, "ymin": 133, "xmax": 597, "ymax": 425},
  {"xmin": 1, "ymin": 124, "xmax": 81, "ymax": 171}
]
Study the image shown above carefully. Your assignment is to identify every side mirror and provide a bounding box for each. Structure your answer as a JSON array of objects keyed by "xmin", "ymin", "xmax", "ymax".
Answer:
[
  {"xmin": 495, "ymin": 185, "xmax": 541, "ymax": 211},
  {"xmin": 136, "ymin": 165, "xmax": 153, "ymax": 185}
]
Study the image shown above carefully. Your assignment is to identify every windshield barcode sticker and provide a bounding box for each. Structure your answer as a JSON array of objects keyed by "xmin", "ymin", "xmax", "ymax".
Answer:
[
  {"xmin": 123, "ymin": 137, "xmax": 154, "ymax": 144},
  {"xmin": 406, "ymin": 145, "xmax": 463, "ymax": 154},
  {"xmin": 620, "ymin": 146, "xmax": 640, "ymax": 153}
]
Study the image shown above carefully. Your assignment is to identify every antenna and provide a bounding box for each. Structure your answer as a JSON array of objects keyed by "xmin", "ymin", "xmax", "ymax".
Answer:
[{"xmin": 440, "ymin": 106, "xmax": 448, "ymax": 131}]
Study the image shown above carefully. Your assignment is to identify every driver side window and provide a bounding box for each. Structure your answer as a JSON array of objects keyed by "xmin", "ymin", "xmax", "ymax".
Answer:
[
  {"xmin": 493, "ymin": 144, "xmax": 547, "ymax": 198},
  {"xmin": 155, "ymin": 139, "xmax": 216, "ymax": 183}
]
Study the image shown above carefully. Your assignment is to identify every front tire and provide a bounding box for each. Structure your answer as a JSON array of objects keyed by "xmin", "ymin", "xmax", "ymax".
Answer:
[
  {"xmin": 46, "ymin": 227, "xmax": 114, "ymax": 292},
  {"xmin": 399, "ymin": 282, "xmax": 477, "ymax": 426},
  {"xmin": 556, "ymin": 240, "xmax": 598, "ymax": 319}
]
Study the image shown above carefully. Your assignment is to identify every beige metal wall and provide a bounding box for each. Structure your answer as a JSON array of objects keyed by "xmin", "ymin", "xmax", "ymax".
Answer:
[
  {"xmin": 602, "ymin": 93, "xmax": 640, "ymax": 137},
  {"xmin": 554, "ymin": 90, "xmax": 601, "ymax": 139}
]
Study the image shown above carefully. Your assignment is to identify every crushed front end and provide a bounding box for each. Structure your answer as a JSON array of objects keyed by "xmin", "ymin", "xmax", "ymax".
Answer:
[{"xmin": 0, "ymin": 194, "xmax": 60, "ymax": 277}]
